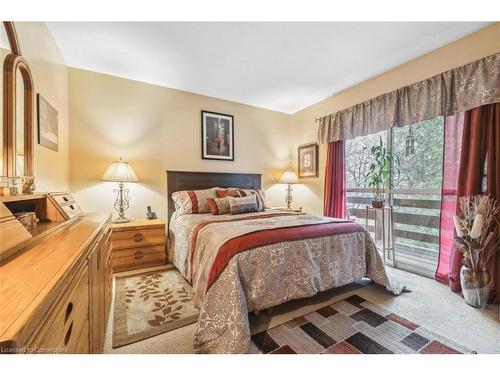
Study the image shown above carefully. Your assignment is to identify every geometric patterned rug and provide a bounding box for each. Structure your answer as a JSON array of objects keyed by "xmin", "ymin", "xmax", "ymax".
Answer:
[
  {"xmin": 113, "ymin": 267, "xmax": 199, "ymax": 348},
  {"xmin": 252, "ymin": 294, "xmax": 476, "ymax": 354}
]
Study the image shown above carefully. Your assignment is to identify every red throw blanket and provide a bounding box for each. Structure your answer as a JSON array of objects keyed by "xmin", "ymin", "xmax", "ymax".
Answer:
[
  {"xmin": 204, "ymin": 220, "xmax": 364, "ymax": 291},
  {"xmin": 190, "ymin": 212, "xmax": 300, "ymax": 275}
]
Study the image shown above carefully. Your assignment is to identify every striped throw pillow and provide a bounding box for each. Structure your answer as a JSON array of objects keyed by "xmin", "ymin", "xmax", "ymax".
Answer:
[
  {"xmin": 236, "ymin": 189, "xmax": 267, "ymax": 211},
  {"xmin": 171, "ymin": 187, "xmax": 218, "ymax": 214},
  {"xmin": 228, "ymin": 195, "xmax": 259, "ymax": 215},
  {"xmin": 207, "ymin": 197, "xmax": 231, "ymax": 215}
]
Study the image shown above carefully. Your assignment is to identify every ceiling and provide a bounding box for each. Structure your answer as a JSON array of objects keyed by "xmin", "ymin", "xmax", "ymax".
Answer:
[{"xmin": 46, "ymin": 22, "xmax": 489, "ymax": 114}]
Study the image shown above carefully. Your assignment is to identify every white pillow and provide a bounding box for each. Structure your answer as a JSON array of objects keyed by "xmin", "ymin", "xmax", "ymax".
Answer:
[{"xmin": 171, "ymin": 187, "xmax": 218, "ymax": 214}]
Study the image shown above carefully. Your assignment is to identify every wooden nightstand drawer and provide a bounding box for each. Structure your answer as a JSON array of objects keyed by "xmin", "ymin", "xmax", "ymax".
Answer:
[
  {"xmin": 111, "ymin": 219, "xmax": 166, "ymax": 273},
  {"xmin": 29, "ymin": 264, "xmax": 89, "ymax": 353},
  {"xmin": 112, "ymin": 245, "xmax": 165, "ymax": 272},
  {"xmin": 111, "ymin": 228, "xmax": 165, "ymax": 250}
]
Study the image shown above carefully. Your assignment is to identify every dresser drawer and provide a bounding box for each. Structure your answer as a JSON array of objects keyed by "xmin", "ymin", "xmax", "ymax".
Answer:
[
  {"xmin": 112, "ymin": 245, "xmax": 165, "ymax": 272},
  {"xmin": 73, "ymin": 320, "xmax": 90, "ymax": 354},
  {"xmin": 105, "ymin": 259, "xmax": 113, "ymax": 309},
  {"xmin": 111, "ymin": 228, "xmax": 165, "ymax": 250},
  {"xmin": 29, "ymin": 264, "xmax": 89, "ymax": 353},
  {"xmin": 102, "ymin": 230, "xmax": 112, "ymax": 266}
]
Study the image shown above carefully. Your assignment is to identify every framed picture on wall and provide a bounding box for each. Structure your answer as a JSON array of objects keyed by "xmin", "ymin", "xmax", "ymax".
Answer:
[
  {"xmin": 37, "ymin": 94, "xmax": 59, "ymax": 151},
  {"xmin": 201, "ymin": 110, "xmax": 234, "ymax": 161},
  {"xmin": 298, "ymin": 143, "xmax": 319, "ymax": 178}
]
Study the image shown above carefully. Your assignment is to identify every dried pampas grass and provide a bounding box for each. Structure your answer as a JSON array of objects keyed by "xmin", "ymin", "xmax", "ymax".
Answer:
[{"xmin": 455, "ymin": 195, "xmax": 500, "ymax": 271}]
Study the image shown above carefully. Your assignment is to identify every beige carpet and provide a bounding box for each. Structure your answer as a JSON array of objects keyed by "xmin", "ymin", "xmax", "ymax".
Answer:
[
  {"xmin": 112, "ymin": 266, "xmax": 199, "ymax": 348},
  {"xmin": 104, "ymin": 267, "xmax": 500, "ymax": 354}
]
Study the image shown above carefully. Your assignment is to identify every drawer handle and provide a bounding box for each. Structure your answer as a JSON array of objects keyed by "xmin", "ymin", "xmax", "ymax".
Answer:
[
  {"xmin": 133, "ymin": 233, "xmax": 144, "ymax": 242},
  {"xmin": 64, "ymin": 302, "xmax": 73, "ymax": 323},
  {"xmin": 64, "ymin": 322, "xmax": 73, "ymax": 346},
  {"xmin": 134, "ymin": 251, "xmax": 144, "ymax": 259},
  {"xmin": 63, "ymin": 196, "xmax": 69, "ymax": 202}
]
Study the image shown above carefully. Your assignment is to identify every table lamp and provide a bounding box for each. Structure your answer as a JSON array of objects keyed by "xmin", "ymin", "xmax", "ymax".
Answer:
[
  {"xmin": 101, "ymin": 157, "xmax": 139, "ymax": 223},
  {"xmin": 279, "ymin": 169, "xmax": 300, "ymax": 210}
]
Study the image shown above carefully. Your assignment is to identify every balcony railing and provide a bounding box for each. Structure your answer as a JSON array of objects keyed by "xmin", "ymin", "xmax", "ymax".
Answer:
[{"xmin": 346, "ymin": 189, "xmax": 441, "ymax": 278}]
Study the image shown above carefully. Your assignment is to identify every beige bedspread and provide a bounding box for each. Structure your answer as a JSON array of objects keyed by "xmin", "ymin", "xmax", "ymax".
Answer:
[{"xmin": 168, "ymin": 210, "xmax": 404, "ymax": 353}]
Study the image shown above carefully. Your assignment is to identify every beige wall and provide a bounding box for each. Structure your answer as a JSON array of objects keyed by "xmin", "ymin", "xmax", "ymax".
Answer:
[
  {"xmin": 12, "ymin": 22, "xmax": 70, "ymax": 192},
  {"xmin": 290, "ymin": 23, "xmax": 500, "ymax": 215},
  {"xmin": 68, "ymin": 68, "xmax": 291, "ymax": 219}
]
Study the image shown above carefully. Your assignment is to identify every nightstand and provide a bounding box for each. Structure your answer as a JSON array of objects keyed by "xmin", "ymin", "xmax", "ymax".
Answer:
[{"xmin": 111, "ymin": 219, "xmax": 166, "ymax": 273}]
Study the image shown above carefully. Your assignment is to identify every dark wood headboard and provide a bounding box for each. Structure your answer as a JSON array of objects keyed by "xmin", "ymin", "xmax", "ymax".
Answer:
[{"xmin": 166, "ymin": 170, "xmax": 262, "ymax": 224}]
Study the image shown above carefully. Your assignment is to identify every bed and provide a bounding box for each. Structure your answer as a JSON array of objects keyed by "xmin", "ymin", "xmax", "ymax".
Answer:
[{"xmin": 166, "ymin": 171, "xmax": 404, "ymax": 353}]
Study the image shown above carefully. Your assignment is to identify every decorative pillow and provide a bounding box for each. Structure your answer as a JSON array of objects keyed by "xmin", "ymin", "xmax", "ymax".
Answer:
[
  {"xmin": 207, "ymin": 197, "xmax": 231, "ymax": 215},
  {"xmin": 171, "ymin": 187, "xmax": 218, "ymax": 214},
  {"xmin": 256, "ymin": 189, "xmax": 269, "ymax": 209},
  {"xmin": 236, "ymin": 189, "xmax": 267, "ymax": 211},
  {"xmin": 216, "ymin": 189, "xmax": 242, "ymax": 198},
  {"xmin": 228, "ymin": 195, "xmax": 259, "ymax": 215}
]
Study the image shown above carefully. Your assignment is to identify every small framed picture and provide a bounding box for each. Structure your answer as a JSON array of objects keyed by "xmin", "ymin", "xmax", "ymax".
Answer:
[
  {"xmin": 37, "ymin": 94, "xmax": 58, "ymax": 151},
  {"xmin": 201, "ymin": 111, "xmax": 234, "ymax": 161},
  {"xmin": 298, "ymin": 143, "xmax": 319, "ymax": 178}
]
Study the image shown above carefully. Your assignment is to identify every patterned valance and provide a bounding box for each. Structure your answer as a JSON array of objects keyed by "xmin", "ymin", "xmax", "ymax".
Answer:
[{"xmin": 317, "ymin": 53, "xmax": 500, "ymax": 143}]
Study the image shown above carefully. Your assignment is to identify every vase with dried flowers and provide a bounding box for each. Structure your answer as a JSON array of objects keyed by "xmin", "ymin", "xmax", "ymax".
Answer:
[{"xmin": 453, "ymin": 195, "xmax": 500, "ymax": 308}]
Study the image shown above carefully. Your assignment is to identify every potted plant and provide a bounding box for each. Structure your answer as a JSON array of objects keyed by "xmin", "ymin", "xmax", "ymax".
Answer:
[
  {"xmin": 367, "ymin": 136, "xmax": 399, "ymax": 208},
  {"xmin": 453, "ymin": 195, "xmax": 500, "ymax": 308}
]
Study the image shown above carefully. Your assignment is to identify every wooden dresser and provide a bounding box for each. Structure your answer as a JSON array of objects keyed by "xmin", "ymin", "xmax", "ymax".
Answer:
[
  {"xmin": 111, "ymin": 219, "xmax": 166, "ymax": 273},
  {"xmin": 0, "ymin": 193, "xmax": 112, "ymax": 354}
]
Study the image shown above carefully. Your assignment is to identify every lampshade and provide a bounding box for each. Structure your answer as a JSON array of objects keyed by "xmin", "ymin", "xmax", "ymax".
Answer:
[
  {"xmin": 101, "ymin": 157, "xmax": 139, "ymax": 182},
  {"xmin": 279, "ymin": 169, "xmax": 299, "ymax": 184}
]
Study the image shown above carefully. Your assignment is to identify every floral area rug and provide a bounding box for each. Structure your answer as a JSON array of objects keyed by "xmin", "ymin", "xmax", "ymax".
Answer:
[
  {"xmin": 252, "ymin": 294, "xmax": 476, "ymax": 354},
  {"xmin": 112, "ymin": 267, "xmax": 199, "ymax": 348}
]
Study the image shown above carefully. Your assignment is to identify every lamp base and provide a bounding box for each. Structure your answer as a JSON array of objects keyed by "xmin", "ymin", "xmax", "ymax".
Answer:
[
  {"xmin": 285, "ymin": 184, "xmax": 293, "ymax": 210},
  {"xmin": 112, "ymin": 181, "xmax": 132, "ymax": 224},
  {"xmin": 113, "ymin": 216, "xmax": 132, "ymax": 224}
]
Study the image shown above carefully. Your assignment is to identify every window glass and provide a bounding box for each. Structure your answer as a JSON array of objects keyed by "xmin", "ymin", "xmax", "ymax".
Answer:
[
  {"xmin": 392, "ymin": 117, "xmax": 444, "ymax": 190},
  {"xmin": 345, "ymin": 130, "xmax": 387, "ymax": 189}
]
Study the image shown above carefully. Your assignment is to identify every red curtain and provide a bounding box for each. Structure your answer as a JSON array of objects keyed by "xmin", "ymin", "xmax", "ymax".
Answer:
[
  {"xmin": 323, "ymin": 140, "xmax": 346, "ymax": 218},
  {"xmin": 446, "ymin": 103, "xmax": 500, "ymax": 302},
  {"xmin": 436, "ymin": 113, "xmax": 464, "ymax": 283},
  {"xmin": 486, "ymin": 104, "xmax": 500, "ymax": 303}
]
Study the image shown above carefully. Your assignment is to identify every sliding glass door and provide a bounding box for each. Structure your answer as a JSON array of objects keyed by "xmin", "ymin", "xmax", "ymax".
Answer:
[{"xmin": 345, "ymin": 117, "xmax": 444, "ymax": 277}]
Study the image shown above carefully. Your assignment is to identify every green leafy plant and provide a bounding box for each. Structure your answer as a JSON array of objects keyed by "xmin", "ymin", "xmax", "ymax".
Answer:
[{"xmin": 367, "ymin": 136, "xmax": 400, "ymax": 202}]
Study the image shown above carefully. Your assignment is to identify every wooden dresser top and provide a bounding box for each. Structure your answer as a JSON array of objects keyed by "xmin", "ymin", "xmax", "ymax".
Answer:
[{"xmin": 0, "ymin": 212, "xmax": 111, "ymax": 344}]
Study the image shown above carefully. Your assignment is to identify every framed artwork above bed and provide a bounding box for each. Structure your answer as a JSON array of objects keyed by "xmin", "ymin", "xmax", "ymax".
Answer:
[
  {"xmin": 201, "ymin": 110, "xmax": 234, "ymax": 161},
  {"xmin": 298, "ymin": 143, "xmax": 318, "ymax": 178}
]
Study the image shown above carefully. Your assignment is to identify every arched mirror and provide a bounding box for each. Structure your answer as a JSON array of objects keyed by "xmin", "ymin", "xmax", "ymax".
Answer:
[
  {"xmin": 2, "ymin": 22, "xmax": 34, "ymax": 180},
  {"xmin": 15, "ymin": 68, "xmax": 25, "ymax": 177}
]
